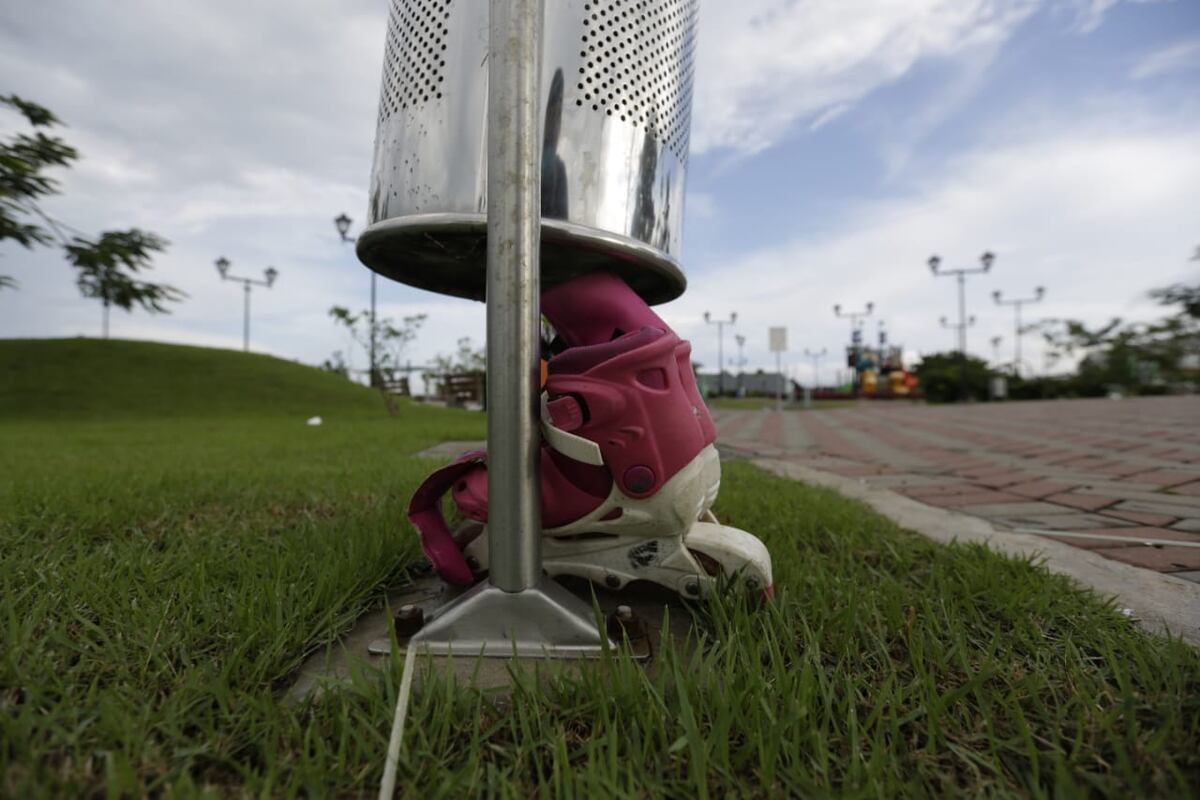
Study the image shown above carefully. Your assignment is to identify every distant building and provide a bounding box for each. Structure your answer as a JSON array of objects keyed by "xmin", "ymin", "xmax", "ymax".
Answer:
[{"xmin": 696, "ymin": 370, "xmax": 790, "ymax": 397}]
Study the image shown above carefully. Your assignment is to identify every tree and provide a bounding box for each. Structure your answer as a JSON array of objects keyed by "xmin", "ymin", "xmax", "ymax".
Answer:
[
  {"xmin": 320, "ymin": 350, "xmax": 350, "ymax": 379},
  {"xmin": 0, "ymin": 96, "xmax": 75, "ymax": 265},
  {"xmin": 328, "ymin": 306, "xmax": 426, "ymax": 411},
  {"xmin": 429, "ymin": 336, "xmax": 486, "ymax": 376},
  {"xmin": 1036, "ymin": 277, "xmax": 1200, "ymax": 395},
  {"xmin": 426, "ymin": 336, "xmax": 487, "ymax": 409},
  {"xmin": 1, "ymin": 94, "xmax": 181, "ymax": 332},
  {"xmin": 913, "ymin": 351, "xmax": 993, "ymax": 403},
  {"xmin": 67, "ymin": 230, "xmax": 177, "ymax": 338},
  {"xmin": 1149, "ymin": 281, "xmax": 1200, "ymax": 321}
]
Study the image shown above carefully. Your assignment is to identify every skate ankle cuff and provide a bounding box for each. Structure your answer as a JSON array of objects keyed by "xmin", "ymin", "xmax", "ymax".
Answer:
[{"xmin": 407, "ymin": 451, "xmax": 485, "ymax": 586}]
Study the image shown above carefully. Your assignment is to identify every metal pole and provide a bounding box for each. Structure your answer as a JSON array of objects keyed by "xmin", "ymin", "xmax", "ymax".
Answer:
[
  {"xmin": 102, "ymin": 300, "xmax": 109, "ymax": 340},
  {"xmin": 485, "ymin": 0, "xmax": 544, "ymax": 593},
  {"xmin": 1013, "ymin": 302, "xmax": 1022, "ymax": 378},
  {"xmin": 384, "ymin": 0, "xmax": 607, "ymax": 659},
  {"xmin": 735, "ymin": 332, "xmax": 740, "ymax": 394},
  {"xmin": 852, "ymin": 319, "xmax": 861, "ymax": 393},
  {"xmin": 956, "ymin": 272, "xmax": 967, "ymax": 401},
  {"xmin": 717, "ymin": 322, "xmax": 725, "ymax": 396},
  {"xmin": 243, "ymin": 280, "xmax": 251, "ymax": 353},
  {"xmin": 775, "ymin": 350, "xmax": 782, "ymax": 412},
  {"xmin": 994, "ymin": 287, "xmax": 1042, "ymax": 378},
  {"xmin": 370, "ymin": 273, "xmax": 378, "ymax": 386}
]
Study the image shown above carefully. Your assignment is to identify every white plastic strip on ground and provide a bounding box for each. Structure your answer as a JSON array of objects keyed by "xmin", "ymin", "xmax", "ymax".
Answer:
[
  {"xmin": 379, "ymin": 646, "xmax": 417, "ymax": 799},
  {"xmin": 1014, "ymin": 528, "xmax": 1200, "ymax": 548}
]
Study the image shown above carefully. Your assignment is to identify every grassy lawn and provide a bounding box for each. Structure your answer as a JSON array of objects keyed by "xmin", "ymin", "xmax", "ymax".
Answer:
[{"xmin": 2, "ymin": 340, "xmax": 1199, "ymax": 796}]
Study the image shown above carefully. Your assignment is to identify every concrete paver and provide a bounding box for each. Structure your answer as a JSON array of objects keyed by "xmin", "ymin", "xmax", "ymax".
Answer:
[
  {"xmin": 1060, "ymin": 526, "xmax": 1200, "ymax": 547},
  {"xmin": 1006, "ymin": 480, "xmax": 1079, "ymax": 499},
  {"xmin": 1043, "ymin": 492, "xmax": 1119, "ymax": 511},
  {"xmin": 1111, "ymin": 498, "xmax": 1200, "ymax": 519},
  {"xmin": 861, "ymin": 474, "xmax": 969, "ymax": 489},
  {"xmin": 755, "ymin": 458, "xmax": 1200, "ymax": 645},
  {"xmin": 1127, "ymin": 469, "xmax": 1200, "ymax": 488},
  {"xmin": 715, "ymin": 395, "xmax": 1200, "ymax": 578},
  {"xmin": 991, "ymin": 513, "xmax": 1132, "ymax": 530},
  {"xmin": 1101, "ymin": 508, "xmax": 1179, "ymax": 527},
  {"xmin": 1091, "ymin": 546, "xmax": 1200, "ymax": 572},
  {"xmin": 958, "ymin": 501, "xmax": 1080, "ymax": 517},
  {"xmin": 917, "ymin": 490, "xmax": 1026, "ymax": 507}
]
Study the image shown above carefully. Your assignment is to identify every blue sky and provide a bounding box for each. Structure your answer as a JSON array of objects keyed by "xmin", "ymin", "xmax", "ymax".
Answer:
[{"xmin": 1, "ymin": 0, "xmax": 1198, "ymax": 384}]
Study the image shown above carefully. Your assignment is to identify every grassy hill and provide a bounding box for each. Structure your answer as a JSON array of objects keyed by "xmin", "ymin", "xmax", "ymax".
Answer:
[{"xmin": 0, "ymin": 338, "xmax": 386, "ymax": 419}]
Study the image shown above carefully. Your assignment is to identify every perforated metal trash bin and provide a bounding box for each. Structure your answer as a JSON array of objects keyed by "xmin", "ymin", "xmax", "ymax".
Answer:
[{"xmin": 357, "ymin": 0, "xmax": 699, "ymax": 305}]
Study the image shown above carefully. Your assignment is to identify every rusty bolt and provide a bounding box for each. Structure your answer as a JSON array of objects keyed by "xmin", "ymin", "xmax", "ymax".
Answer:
[
  {"xmin": 606, "ymin": 604, "xmax": 646, "ymax": 642},
  {"xmin": 394, "ymin": 604, "xmax": 425, "ymax": 638}
]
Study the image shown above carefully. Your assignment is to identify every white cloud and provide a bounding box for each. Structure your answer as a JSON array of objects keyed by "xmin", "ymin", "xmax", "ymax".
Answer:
[
  {"xmin": 0, "ymin": 0, "xmax": 408, "ymax": 369},
  {"xmin": 1131, "ymin": 37, "xmax": 1200, "ymax": 79},
  {"xmin": 691, "ymin": 0, "xmax": 1162, "ymax": 156},
  {"xmin": 0, "ymin": 0, "xmax": 1187, "ymax": 379},
  {"xmin": 1068, "ymin": 0, "xmax": 1122, "ymax": 33},
  {"xmin": 808, "ymin": 104, "xmax": 850, "ymax": 132},
  {"xmin": 692, "ymin": 0, "xmax": 1041, "ymax": 155},
  {"xmin": 1065, "ymin": 0, "xmax": 1170, "ymax": 34},
  {"xmin": 664, "ymin": 114, "xmax": 1200, "ymax": 377}
]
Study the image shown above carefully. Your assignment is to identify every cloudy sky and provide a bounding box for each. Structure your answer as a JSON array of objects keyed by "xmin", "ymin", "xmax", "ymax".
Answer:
[{"xmin": 1, "ymin": 0, "xmax": 1198, "ymax": 384}]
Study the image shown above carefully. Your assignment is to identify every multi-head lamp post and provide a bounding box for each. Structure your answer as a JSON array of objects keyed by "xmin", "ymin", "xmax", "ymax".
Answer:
[
  {"xmin": 928, "ymin": 251, "xmax": 994, "ymax": 401},
  {"xmin": 703, "ymin": 310, "xmax": 737, "ymax": 397},
  {"xmin": 992, "ymin": 286, "xmax": 1045, "ymax": 377},
  {"xmin": 214, "ymin": 257, "xmax": 278, "ymax": 352}
]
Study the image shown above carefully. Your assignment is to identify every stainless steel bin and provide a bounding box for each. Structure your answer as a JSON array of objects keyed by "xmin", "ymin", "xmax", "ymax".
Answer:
[{"xmin": 358, "ymin": 0, "xmax": 699, "ymax": 305}]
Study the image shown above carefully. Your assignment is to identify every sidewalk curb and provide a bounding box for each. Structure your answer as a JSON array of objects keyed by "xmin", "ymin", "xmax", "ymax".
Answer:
[{"xmin": 753, "ymin": 458, "xmax": 1200, "ymax": 647}]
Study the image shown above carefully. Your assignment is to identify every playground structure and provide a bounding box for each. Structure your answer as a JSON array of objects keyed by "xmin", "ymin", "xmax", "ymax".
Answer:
[
  {"xmin": 823, "ymin": 317, "xmax": 919, "ymax": 399},
  {"xmin": 849, "ymin": 341, "xmax": 919, "ymax": 397}
]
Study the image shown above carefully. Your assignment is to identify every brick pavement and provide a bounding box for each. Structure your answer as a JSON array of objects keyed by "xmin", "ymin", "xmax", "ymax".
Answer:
[{"xmin": 716, "ymin": 396, "xmax": 1200, "ymax": 581}]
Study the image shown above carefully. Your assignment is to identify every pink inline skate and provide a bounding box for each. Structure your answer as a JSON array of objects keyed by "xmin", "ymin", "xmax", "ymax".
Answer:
[{"xmin": 408, "ymin": 271, "xmax": 772, "ymax": 599}]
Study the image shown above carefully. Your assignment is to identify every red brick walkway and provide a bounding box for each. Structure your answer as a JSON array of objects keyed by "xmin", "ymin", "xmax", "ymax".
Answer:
[{"xmin": 716, "ymin": 396, "xmax": 1200, "ymax": 582}]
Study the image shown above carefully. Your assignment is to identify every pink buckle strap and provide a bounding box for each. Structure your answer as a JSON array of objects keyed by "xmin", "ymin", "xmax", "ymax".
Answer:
[
  {"xmin": 406, "ymin": 450, "xmax": 486, "ymax": 586},
  {"xmin": 546, "ymin": 394, "xmax": 585, "ymax": 431}
]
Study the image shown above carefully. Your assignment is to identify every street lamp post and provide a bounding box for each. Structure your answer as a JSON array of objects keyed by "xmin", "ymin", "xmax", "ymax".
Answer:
[
  {"xmin": 802, "ymin": 347, "xmax": 827, "ymax": 387},
  {"xmin": 940, "ymin": 313, "xmax": 976, "ymax": 347},
  {"xmin": 928, "ymin": 251, "xmax": 994, "ymax": 401},
  {"xmin": 215, "ymin": 257, "xmax": 278, "ymax": 352},
  {"xmin": 992, "ymin": 286, "xmax": 1045, "ymax": 377},
  {"xmin": 335, "ymin": 213, "xmax": 379, "ymax": 387},
  {"xmin": 833, "ymin": 302, "xmax": 873, "ymax": 393},
  {"xmin": 990, "ymin": 334, "xmax": 1003, "ymax": 367},
  {"xmin": 733, "ymin": 334, "xmax": 747, "ymax": 395},
  {"xmin": 703, "ymin": 310, "xmax": 737, "ymax": 396}
]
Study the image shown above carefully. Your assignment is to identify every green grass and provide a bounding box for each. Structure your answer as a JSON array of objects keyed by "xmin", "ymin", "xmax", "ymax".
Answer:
[
  {"xmin": 0, "ymin": 338, "xmax": 384, "ymax": 419},
  {"xmin": 2, "ymin": 340, "xmax": 1198, "ymax": 796}
]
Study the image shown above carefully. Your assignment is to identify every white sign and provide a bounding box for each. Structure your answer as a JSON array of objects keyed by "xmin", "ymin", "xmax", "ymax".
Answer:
[{"xmin": 768, "ymin": 326, "xmax": 787, "ymax": 353}]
